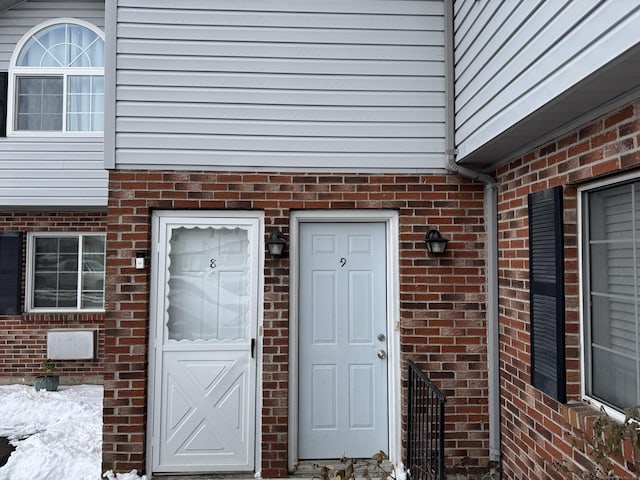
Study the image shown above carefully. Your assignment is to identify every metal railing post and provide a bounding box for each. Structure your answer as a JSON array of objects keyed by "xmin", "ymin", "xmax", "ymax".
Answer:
[{"xmin": 406, "ymin": 360, "xmax": 447, "ymax": 480}]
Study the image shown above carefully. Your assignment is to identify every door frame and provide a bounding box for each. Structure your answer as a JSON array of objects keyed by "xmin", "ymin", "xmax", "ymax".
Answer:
[
  {"xmin": 146, "ymin": 210, "xmax": 265, "ymax": 475},
  {"xmin": 288, "ymin": 210, "xmax": 401, "ymax": 469}
]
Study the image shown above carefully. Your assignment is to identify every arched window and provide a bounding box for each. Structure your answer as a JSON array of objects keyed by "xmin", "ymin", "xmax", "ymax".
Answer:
[{"xmin": 9, "ymin": 20, "xmax": 104, "ymax": 133}]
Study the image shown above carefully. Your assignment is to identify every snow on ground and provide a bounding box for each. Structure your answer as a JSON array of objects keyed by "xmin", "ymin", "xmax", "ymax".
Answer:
[{"xmin": 0, "ymin": 384, "xmax": 145, "ymax": 480}]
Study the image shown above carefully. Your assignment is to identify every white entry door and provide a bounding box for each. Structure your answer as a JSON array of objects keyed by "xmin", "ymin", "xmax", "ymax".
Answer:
[
  {"xmin": 150, "ymin": 212, "xmax": 260, "ymax": 474},
  {"xmin": 298, "ymin": 222, "xmax": 388, "ymax": 459}
]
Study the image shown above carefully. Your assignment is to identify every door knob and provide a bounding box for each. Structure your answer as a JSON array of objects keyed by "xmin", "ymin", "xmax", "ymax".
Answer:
[{"xmin": 377, "ymin": 350, "xmax": 387, "ymax": 359}]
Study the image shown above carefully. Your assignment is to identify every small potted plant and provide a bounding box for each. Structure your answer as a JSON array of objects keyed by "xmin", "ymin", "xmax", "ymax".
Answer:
[{"xmin": 34, "ymin": 358, "xmax": 59, "ymax": 392}]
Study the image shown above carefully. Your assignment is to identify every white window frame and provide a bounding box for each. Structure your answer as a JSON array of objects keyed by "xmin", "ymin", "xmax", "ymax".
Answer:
[
  {"xmin": 7, "ymin": 18, "xmax": 105, "ymax": 137},
  {"xmin": 579, "ymin": 170, "xmax": 640, "ymax": 421},
  {"xmin": 26, "ymin": 232, "xmax": 106, "ymax": 313}
]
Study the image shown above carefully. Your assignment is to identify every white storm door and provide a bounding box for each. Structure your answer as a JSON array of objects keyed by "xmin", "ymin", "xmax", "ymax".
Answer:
[
  {"xmin": 151, "ymin": 215, "xmax": 259, "ymax": 473},
  {"xmin": 298, "ymin": 222, "xmax": 388, "ymax": 459}
]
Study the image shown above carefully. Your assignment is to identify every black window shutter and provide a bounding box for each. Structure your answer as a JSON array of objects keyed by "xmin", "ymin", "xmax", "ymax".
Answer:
[
  {"xmin": 528, "ymin": 186, "xmax": 566, "ymax": 403},
  {"xmin": 0, "ymin": 232, "xmax": 23, "ymax": 315},
  {"xmin": 0, "ymin": 72, "xmax": 7, "ymax": 137}
]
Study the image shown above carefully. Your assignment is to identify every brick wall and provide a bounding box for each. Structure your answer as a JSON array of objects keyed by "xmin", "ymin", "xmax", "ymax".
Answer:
[
  {"xmin": 103, "ymin": 171, "xmax": 488, "ymax": 476},
  {"xmin": 494, "ymin": 99, "xmax": 640, "ymax": 479},
  {"xmin": 0, "ymin": 211, "xmax": 107, "ymax": 383}
]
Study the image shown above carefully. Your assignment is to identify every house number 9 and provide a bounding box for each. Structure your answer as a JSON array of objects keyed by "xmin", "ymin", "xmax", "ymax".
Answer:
[
  {"xmin": 340, "ymin": 257, "xmax": 347, "ymax": 267},
  {"xmin": 210, "ymin": 259, "xmax": 217, "ymax": 269}
]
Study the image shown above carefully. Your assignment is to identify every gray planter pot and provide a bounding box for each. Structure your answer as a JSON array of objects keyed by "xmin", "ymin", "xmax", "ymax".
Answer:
[{"xmin": 34, "ymin": 375, "xmax": 59, "ymax": 392}]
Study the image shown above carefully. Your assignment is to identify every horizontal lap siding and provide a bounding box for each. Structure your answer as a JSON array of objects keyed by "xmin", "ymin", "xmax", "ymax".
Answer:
[
  {"xmin": 453, "ymin": 0, "xmax": 640, "ymax": 160},
  {"xmin": 0, "ymin": 138, "xmax": 107, "ymax": 207},
  {"xmin": 0, "ymin": 0, "xmax": 106, "ymax": 207},
  {"xmin": 115, "ymin": 0, "xmax": 446, "ymax": 171}
]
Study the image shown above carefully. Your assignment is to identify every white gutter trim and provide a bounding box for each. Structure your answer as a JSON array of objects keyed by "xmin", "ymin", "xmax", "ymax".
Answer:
[{"xmin": 444, "ymin": 0, "xmax": 501, "ymax": 464}]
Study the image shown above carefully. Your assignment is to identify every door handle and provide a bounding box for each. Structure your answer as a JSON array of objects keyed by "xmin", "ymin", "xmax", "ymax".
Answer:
[
  {"xmin": 251, "ymin": 338, "xmax": 256, "ymax": 358},
  {"xmin": 377, "ymin": 350, "xmax": 387, "ymax": 359}
]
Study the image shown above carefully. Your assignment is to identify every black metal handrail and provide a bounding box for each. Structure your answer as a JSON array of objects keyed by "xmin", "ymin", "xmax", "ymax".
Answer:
[{"xmin": 406, "ymin": 360, "xmax": 447, "ymax": 480}]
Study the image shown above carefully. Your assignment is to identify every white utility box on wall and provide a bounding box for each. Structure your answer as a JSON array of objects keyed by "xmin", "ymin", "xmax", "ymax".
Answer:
[{"xmin": 47, "ymin": 329, "xmax": 96, "ymax": 360}]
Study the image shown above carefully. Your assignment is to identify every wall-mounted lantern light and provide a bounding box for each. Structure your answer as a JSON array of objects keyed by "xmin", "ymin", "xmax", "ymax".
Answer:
[
  {"xmin": 266, "ymin": 230, "xmax": 286, "ymax": 257},
  {"xmin": 425, "ymin": 229, "xmax": 448, "ymax": 254}
]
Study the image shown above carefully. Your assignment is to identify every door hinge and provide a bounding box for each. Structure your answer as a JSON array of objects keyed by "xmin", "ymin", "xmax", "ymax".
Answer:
[{"xmin": 251, "ymin": 338, "xmax": 256, "ymax": 358}]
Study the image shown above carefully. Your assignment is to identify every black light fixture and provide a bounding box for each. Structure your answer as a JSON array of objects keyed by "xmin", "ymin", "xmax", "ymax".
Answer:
[
  {"xmin": 266, "ymin": 230, "xmax": 286, "ymax": 257},
  {"xmin": 425, "ymin": 229, "xmax": 448, "ymax": 254}
]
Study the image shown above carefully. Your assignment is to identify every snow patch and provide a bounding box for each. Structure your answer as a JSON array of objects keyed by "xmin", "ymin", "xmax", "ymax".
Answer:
[{"xmin": 0, "ymin": 384, "xmax": 145, "ymax": 480}]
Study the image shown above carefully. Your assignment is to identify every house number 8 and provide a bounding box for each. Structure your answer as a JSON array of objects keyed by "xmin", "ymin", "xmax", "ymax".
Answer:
[{"xmin": 210, "ymin": 259, "xmax": 217, "ymax": 269}]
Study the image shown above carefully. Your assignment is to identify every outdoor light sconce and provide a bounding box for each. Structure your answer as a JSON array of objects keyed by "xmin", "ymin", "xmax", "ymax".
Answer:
[
  {"xmin": 266, "ymin": 230, "xmax": 287, "ymax": 257},
  {"xmin": 425, "ymin": 229, "xmax": 449, "ymax": 254}
]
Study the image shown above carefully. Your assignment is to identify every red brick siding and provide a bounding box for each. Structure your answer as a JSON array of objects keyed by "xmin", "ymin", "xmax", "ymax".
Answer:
[
  {"xmin": 0, "ymin": 211, "xmax": 107, "ymax": 382},
  {"xmin": 494, "ymin": 100, "xmax": 640, "ymax": 479},
  {"xmin": 103, "ymin": 171, "xmax": 488, "ymax": 476}
]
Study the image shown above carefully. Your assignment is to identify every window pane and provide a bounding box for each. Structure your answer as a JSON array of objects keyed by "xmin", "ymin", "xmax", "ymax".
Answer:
[
  {"xmin": 67, "ymin": 76, "xmax": 104, "ymax": 132},
  {"xmin": 91, "ymin": 114, "xmax": 104, "ymax": 132},
  {"xmin": 33, "ymin": 24, "xmax": 67, "ymax": 64},
  {"xmin": 57, "ymin": 290, "xmax": 78, "ymax": 308},
  {"xmin": 16, "ymin": 77, "xmax": 63, "ymax": 131},
  {"xmin": 16, "ymin": 38, "xmax": 47, "ymax": 67},
  {"xmin": 67, "ymin": 25, "xmax": 103, "ymax": 67},
  {"xmin": 81, "ymin": 236, "xmax": 105, "ymax": 309},
  {"xmin": 592, "ymin": 347, "xmax": 638, "ymax": 409},
  {"xmin": 17, "ymin": 24, "xmax": 66, "ymax": 66},
  {"xmin": 17, "ymin": 23, "xmax": 104, "ymax": 68},
  {"xmin": 58, "ymin": 254, "xmax": 78, "ymax": 272},
  {"xmin": 82, "ymin": 236, "xmax": 104, "ymax": 255},
  {"xmin": 59, "ymin": 237, "xmax": 78, "ymax": 253},
  {"xmin": 35, "ymin": 253, "xmax": 58, "ymax": 271},
  {"xmin": 82, "ymin": 291, "xmax": 104, "ymax": 309},
  {"xmin": 33, "ymin": 290, "xmax": 57, "ymax": 308},
  {"xmin": 40, "ymin": 114, "xmax": 63, "ymax": 131},
  {"xmin": 167, "ymin": 227, "xmax": 250, "ymax": 342},
  {"xmin": 591, "ymin": 296, "xmax": 637, "ymax": 355},
  {"xmin": 35, "ymin": 237, "xmax": 58, "ymax": 253},
  {"xmin": 58, "ymin": 272, "xmax": 77, "ymax": 290},
  {"xmin": 82, "ymin": 272, "xmax": 104, "ymax": 290},
  {"xmin": 590, "ymin": 242, "xmax": 635, "ymax": 296},
  {"xmin": 83, "ymin": 40, "xmax": 105, "ymax": 67},
  {"xmin": 589, "ymin": 184, "xmax": 633, "ymax": 240},
  {"xmin": 34, "ymin": 272, "xmax": 57, "ymax": 290}
]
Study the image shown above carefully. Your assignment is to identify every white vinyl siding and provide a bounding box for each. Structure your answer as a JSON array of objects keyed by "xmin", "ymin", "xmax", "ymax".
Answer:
[
  {"xmin": 0, "ymin": 0, "xmax": 106, "ymax": 207},
  {"xmin": 113, "ymin": 0, "xmax": 446, "ymax": 171},
  {"xmin": 585, "ymin": 181, "xmax": 640, "ymax": 411},
  {"xmin": 0, "ymin": 137, "xmax": 106, "ymax": 206},
  {"xmin": 453, "ymin": 0, "xmax": 640, "ymax": 161}
]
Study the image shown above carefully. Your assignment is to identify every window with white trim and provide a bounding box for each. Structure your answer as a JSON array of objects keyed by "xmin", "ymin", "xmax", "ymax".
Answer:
[
  {"xmin": 583, "ymin": 179, "xmax": 640, "ymax": 412},
  {"xmin": 10, "ymin": 20, "xmax": 104, "ymax": 133},
  {"xmin": 27, "ymin": 233, "xmax": 105, "ymax": 311}
]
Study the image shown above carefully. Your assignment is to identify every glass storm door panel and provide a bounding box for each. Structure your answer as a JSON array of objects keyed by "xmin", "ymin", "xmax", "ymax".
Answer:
[
  {"xmin": 166, "ymin": 226, "xmax": 250, "ymax": 342},
  {"xmin": 298, "ymin": 222, "xmax": 388, "ymax": 459},
  {"xmin": 150, "ymin": 214, "xmax": 260, "ymax": 475}
]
